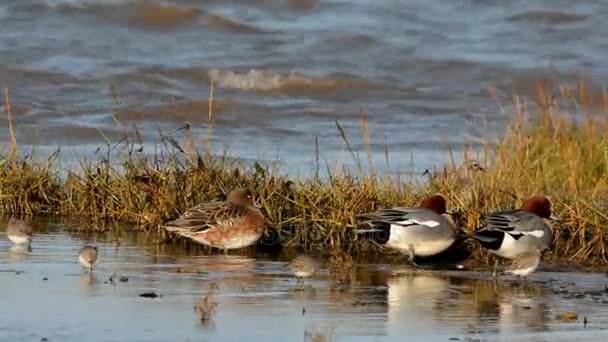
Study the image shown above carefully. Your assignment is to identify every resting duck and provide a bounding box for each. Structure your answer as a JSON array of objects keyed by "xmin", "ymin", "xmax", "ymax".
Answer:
[
  {"xmin": 164, "ymin": 188, "xmax": 266, "ymax": 252},
  {"xmin": 357, "ymin": 194, "xmax": 457, "ymax": 265},
  {"xmin": 469, "ymin": 195, "xmax": 556, "ymax": 262}
]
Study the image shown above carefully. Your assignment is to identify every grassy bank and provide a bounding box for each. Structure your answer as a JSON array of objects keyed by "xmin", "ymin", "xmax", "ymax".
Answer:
[{"xmin": 1, "ymin": 82, "xmax": 607, "ymax": 263}]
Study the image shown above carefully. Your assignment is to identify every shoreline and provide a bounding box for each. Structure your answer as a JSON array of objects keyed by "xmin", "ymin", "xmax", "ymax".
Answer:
[{"xmin": 1, "ymin": 84, "xmax": 608, "ymax": 263}]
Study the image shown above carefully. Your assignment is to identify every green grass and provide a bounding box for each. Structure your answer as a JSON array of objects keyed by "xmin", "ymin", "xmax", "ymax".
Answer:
[{"xmin": 1, "ymin": 81, "xmax": 607, "ymax": 263}]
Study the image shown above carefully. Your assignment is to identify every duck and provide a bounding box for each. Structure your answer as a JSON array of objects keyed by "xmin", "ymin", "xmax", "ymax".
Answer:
[
  {"xmin": 163, "ymin": 188, "xmax": 266, "ymax": 252},
  {"xmin": 469, "ymin": 195, "xmax": 556, "ymax": 261},
  {"xmin": 6, "ymin": 217, "xmax": 33, "ymax": 245},
  {"xmin": 357, "ymin": 194, "xmax": 457, "ymax": 266}
]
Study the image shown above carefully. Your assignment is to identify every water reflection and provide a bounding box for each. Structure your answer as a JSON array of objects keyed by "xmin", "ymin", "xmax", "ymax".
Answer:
[
  {"xmin": 0, "ymin": 226, "xmax": 607, "ymax": 341},
  {"xmin": 79, "ymin": 272, "xmax": 100, "ymax": 296},
  {"xmin": 386, "ymin": 272, "xmax": 452, "ymax": 335},
  {"xmin": 8, "ymin": 244, "xmax": 32, "ymax": 262}
]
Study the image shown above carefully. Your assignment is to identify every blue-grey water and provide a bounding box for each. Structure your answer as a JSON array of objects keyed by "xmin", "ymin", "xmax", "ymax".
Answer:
[
  {"xmin": 1, "ymin": 0, "xmax": 607, "ymax": 174},
  {"xmin": 2, "ymin": 221, "xmax": 608, "ymax": 341}
]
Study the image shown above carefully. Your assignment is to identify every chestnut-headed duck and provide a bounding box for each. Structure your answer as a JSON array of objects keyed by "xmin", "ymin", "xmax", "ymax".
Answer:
[
  {"xmin": 469, "ymin": 195, "xmax": 556, "ymax": 262},
  {"xmin": 357, "ymin": 194, "xmax": 457, "ymax": 266}
]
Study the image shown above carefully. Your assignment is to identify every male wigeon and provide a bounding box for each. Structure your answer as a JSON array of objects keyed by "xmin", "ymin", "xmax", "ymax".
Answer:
[
  {"xmin": 357, "ymin": 194, "xmax": 457, "ymax": 266},
  {"xmin": 469, "ymin": 195, "xmax": 556, "ymax": 262},
  {"xmin": 163, "ymin": 188, "xmax": 266, "ymax": 252},
  {"xmin": 6, "ymin": 217, "xmax": 33, "ymax": 245}
]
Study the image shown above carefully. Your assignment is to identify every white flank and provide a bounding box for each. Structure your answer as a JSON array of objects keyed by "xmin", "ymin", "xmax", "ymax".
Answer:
[{"xmin": 396, "ymin": 219, "xmax": 440, "ymax": 228}]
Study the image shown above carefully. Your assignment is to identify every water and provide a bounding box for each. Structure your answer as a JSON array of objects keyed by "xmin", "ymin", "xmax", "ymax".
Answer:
[
  {"xmin": 1, "ymin": 0, "xmax": 607, "ymax": 174},
  {"xmin": 2, "ymin": 222, "xmax": 608, "ymax": 341}
]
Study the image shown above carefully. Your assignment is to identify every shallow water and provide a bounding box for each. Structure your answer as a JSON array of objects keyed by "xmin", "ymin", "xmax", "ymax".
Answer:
[
  {"xmin": 2, "ymin": 0, "xmax": 608, "ymax": 174},
  {"xmin": 2, "ymin": 222, "xmax": 608, "ymax": 341}
]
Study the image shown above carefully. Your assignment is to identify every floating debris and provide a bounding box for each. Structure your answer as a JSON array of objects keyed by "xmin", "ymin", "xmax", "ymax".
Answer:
[
  {"xmin": 119, "ymin": 276, "xmax": 129, "ymax": 282},
  {"xmin": 139, "ymin": 292, "xmax": 161, "ymax": 298},
  {"xmin": 42, "ymin": 277, "xmax": 48, "ymax": 281},
  {"xmin": 40, "ymin": 338, "xmax": 48, "ymax": 342},
  {"xmin": 555, "ymin": 311, "xmax": 578, "ymax": 322},
  {"xmin": 169, "ymin": 267, "xmax": 199, "ymax": 274},
  {"xmin": 584, "ymin": 316, "xmax": 588, "ymax": 328},
  {"xmin": 302, "ymin": 307, "xmax": 306, "ymax": 315}
]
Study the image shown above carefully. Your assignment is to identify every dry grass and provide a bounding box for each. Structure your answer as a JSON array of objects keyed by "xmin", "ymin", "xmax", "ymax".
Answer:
[{"xmin": 1, "ymin": 80, "xmax": 607, "ymax": 262}]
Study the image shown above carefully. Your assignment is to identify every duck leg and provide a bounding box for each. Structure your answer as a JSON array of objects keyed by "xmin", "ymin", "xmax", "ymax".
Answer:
[{"xmin": 407, "ymin": 244, "xmax": 422, "ymax": 268}]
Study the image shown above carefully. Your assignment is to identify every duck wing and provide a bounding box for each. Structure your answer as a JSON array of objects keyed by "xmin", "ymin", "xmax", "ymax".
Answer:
[
  {"xmin": 164, "ymin": 201, "xmax": 249, "ymax": 232},
  {"xmin": 359, "ymin": 207, "xmax": 443, "ymax": 229},
  {"xmin": 477, "ymin": 210, "xmax": 544, "ymax": 238}
]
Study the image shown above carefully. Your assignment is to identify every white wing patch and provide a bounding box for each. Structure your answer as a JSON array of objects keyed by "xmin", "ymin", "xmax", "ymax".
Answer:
[
  {"xmin": 522, "ymin": 230, "xmax": 545, "ymax": 238},
  {"xmin": 396, "ymin": 219, "xmax": 440, "ymax": 228}
]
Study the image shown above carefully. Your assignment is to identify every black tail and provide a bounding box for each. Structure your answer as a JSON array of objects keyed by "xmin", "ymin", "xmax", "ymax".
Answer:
[{"xmin": 468, "ymin": 230, "xmax": 504, "ymax": 251}]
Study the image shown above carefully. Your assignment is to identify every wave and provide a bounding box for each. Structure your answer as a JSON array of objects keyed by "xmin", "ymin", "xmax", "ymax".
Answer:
[
  {"xmin": 200, "ymin": 14, "xmax": 265, "ymax": 33},
  {"xmin": 38, "ymin": 0, "xmax": 133, "ymax": 8},
  {"xmin": 128, "ymin": 2, "xmax": 201, "ymax": 29},
  {"xmin": 508, "ymin": 10, "xmax": 589, "ymax": 25},
  {"xmin": 207, "ymin": 69, "xmax": 351, "ymax": 91}
]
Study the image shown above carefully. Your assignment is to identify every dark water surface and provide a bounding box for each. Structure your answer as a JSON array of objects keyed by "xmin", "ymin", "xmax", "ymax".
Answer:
[
  {"xmin": 1, "ymin": 0, "xmax": 608, "ymax": 174},
  {"xmin": 2, "ymin": 221, "xmax": 608, "ymax": 341}
]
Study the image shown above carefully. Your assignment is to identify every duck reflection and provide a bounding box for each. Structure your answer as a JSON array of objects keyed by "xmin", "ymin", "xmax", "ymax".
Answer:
[
  {"xmin": 348, "ymin": 268, "xmax": 553, "ymax": 338},
  {"xmin": 446, "ymin": 276, "xmax": 551, "ymax": 335},
  {"xmin": 385, "ymin": 271, "xmax": 452, "ymax": 335}
]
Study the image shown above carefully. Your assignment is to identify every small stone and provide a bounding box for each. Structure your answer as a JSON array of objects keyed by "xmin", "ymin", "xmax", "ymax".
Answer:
[
  {"xmin": 40, "ymin": 338, "xmax": 48, "ymax": 342},
  {"xmin": 139, "ymin": 292, "xmax": 160, "ymax": 298},
  {"xmin": 42, "ymin": 277, "xmax": 48, "ymax": 281},
  {"xmin": 449, "ymin": 338, "xmax": 460, "ymax": 341},
  {"xmin": 169, "ymin": 267, "xmax": 198, "ymax": 273}
]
